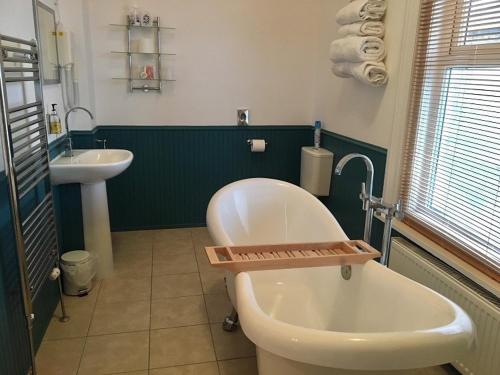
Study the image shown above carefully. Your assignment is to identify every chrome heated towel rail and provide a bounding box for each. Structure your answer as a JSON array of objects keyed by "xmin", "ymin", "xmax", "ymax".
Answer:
[{"xmin": 0, "ymin": 34, "xmax": 67, "ymax": 375}]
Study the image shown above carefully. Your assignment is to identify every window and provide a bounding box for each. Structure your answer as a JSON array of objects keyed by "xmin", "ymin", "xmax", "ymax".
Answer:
[
  {"xmin": 401, "ymin": 0, "xmax": 500, "ymax": 280},
  {"xmin": 458, "ymin": 0, "xmax": 500, "ymax": 46}
]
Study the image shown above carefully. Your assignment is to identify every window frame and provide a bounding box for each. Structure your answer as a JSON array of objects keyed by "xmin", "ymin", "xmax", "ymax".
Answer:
[{"xmin": 401, "ymin": 0, "xmax": 500, "ymax": 281}]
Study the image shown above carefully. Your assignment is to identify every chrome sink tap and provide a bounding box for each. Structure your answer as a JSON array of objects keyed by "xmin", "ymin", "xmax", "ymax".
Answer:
[
  {"xmin": 335, "ymin": 153, "xmax": 375, "ymax": 243},
  {"xmin": 64, "ymin": 106, "xmax": 94, "ymax": 157}
]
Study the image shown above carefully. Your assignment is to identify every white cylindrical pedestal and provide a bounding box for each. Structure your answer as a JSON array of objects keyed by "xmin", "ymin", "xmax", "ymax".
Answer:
[{"xmin": 81, "ymin": 181, "xmax": 114, "ymax": 278}]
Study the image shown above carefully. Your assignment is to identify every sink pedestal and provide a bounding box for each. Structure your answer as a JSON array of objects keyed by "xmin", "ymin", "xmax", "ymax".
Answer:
[{"xmin": 81, "ymin": 181, "xmax": 113, "ymax": 278}]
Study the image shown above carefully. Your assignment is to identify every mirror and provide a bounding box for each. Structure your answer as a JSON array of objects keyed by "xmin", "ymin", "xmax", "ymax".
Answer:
[{"xmin": 36, "ymin": 1, "xmax": 60, "ymax": 84}]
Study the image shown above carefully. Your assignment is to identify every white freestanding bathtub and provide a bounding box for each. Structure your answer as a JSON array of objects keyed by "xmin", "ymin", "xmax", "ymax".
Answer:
[{"xmin": 207, "ymin": 178, "xmax": 474, "ymax": 375}]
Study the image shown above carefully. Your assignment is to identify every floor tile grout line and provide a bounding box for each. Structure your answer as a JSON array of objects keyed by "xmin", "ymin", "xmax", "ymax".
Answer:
[
  {"xmin": 151, "ymin": 292, "xmax": 204, "ymax": 301},
  {"xmin": 200, "ymin": 278, "xmax": 222, "ymax": 373},
  {"xmin": 193, "ymin": 227, "xmax": 221, "ymax": 373},
  {"xmin": 73, "ymin": 328, "xmax": 151, "ymax": 339},
  {"xmin": 148, "ymin": 359, "xmax": 221, "ymax": 371},
  {"xmin": 147, "ymin": 239, "xmax": 154, "ymax": 373},
  {"xmin": 151, "ymin": 293, "xmax": 207, "ymax": 300},
  {"xmin": 150, "ymin": 321, "xmax": 219, "ymax": 331},
  {"xmin": 152, "ymin": 271, "xmax": 203, "ymax": 277},
  {"xmin": 190, "ymin": 229, "xmax": 201, "ymax": 275},
  {"xmin": 217, "ymin": 354, "xmax": 258, "ymax": 362},
  {"xmin": 76, "ymin": 279, "xmax": 103, "ymax": 375},
  {"xmin": 148, "ymin": 358, "xmax": 218, "ymax": 369}
]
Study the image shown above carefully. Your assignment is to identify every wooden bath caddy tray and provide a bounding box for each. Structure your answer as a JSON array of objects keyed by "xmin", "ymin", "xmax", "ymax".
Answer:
[{"xmin": 205, "ymin": 240, "xmax": 380, "ymax": 272}]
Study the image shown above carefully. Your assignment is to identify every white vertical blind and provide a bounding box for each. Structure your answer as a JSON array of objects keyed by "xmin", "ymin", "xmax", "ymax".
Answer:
[{"xmin": 401, "ymin": 0, "xmax": 500, "ymax": 278}]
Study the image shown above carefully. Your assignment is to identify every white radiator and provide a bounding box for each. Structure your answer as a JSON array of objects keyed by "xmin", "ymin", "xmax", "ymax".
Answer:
[{"xmin": 389, "ymin": 238, "xmax": 500, "ymax": 375}]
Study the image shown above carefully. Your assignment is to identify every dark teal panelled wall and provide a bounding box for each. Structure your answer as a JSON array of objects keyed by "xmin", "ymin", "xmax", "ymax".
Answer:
[
  {"xmin": 57, "ymin": 126, "xmax": 387, "ymax": 250},
  {"xmin": 0, "ymin": 174, "xmax": 31, "ymax": 375},
  {"xmin": 73, "ymin": 126, "xmax": 313, "ymax": 231}
]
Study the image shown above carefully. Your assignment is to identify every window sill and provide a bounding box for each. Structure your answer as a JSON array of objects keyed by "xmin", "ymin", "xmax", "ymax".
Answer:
[{"xmin": 375, "ymin": 214, "xmax": 499, "ymax": 298}]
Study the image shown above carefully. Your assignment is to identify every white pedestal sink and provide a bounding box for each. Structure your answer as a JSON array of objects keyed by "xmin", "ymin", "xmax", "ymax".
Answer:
[{"xmin": 50, "ymin": 149, "xmax": 134, "ymax": 278}]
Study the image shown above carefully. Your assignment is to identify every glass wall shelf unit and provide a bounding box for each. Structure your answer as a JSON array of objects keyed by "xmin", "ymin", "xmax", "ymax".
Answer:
[
  {"xmin": 111, "ymin": 51, "xmax": 176, "ymax": 56},
  {"xmin": 110, "ymin": 23, "xmax": 176, "ymax": 30},
  {"xmin": 110, "ymin": 17, "xmax": 175, "ymax": 93}
]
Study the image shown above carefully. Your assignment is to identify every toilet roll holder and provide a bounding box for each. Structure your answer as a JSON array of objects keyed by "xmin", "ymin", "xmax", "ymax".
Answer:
[{"xmin": 246, "ymin": 139, "xmax": 268, "ymax": 146}]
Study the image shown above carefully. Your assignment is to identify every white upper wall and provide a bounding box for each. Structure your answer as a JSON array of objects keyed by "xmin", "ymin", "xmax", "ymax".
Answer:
[
  {"xmin": 312, "ymin": 0, "xmax": 415, "ymax": 150},
  {"xmin": 86, "ymin": 0, "xmax": 320, "ymax": 126},
  {"xmin": 311, "ymin": 0, "xmax": 420, "ymax": 201},
  {"xmin": 0, "ymin": 0, "xmax": 35, "ymax": 40},
  {"xmin": 0, "ymin": 0, "xmax": 95, "ymax": 144},
  {"xmin": 1, "ymin": 0, "xmax": 421, "ymax": 200},
  {"xmin": 56, "ymin": 0, "xmax": 96, "ymax": 131}
]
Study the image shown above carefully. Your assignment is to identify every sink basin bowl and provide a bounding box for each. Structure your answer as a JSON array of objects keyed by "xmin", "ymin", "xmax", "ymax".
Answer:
[{"xmin": 50, "ymin": 149, "xmax": 134, "ymax": 185}]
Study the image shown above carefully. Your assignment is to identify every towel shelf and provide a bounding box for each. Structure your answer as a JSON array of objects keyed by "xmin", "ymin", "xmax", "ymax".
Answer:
[
  {"xmin": 110, "ymin": 23, "xmax": 176, "ymax": 30},
  {"xmin": 111, "ymin": 51, "xmax": 176, "ymax": 56},
  {"xmin": 205, "ymin": 240, "xmax": 381, "ymax": 273},
  {"xmin": 112, "ymin": 77, "xmax": 176, "ymax": 82},
  {"xmin": 109, "ymin": 17, "xmax": 176, "ymax": 93}
]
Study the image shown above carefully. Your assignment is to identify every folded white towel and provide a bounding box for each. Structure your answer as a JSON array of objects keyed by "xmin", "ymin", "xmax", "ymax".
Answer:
[
  {"xmin": 338, "ymin": 21, "xmax": 385, "ymax": 38},
  {"xmin": 329, "ymin": 36, "xmax": 386, "ymax": 63},
  {"xmin": 331, "ymin": 61, "xmax": 388, "ymax": 87},
  {"xmin": 336, "ymin": 0, "xmax": 386, "ymax": 25}
]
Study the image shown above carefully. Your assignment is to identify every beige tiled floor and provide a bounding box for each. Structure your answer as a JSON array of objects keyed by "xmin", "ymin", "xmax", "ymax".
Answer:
[
  {"xmin": 37, "ymin": 227, "xmax": 255, "ymax": 375},
  {"xmin": 37, "ymin": 227, "xmax": 458, "ymax": 375}
]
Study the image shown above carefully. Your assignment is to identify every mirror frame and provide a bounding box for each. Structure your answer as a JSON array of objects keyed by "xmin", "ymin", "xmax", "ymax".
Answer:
[{"xmin": 36, "ymin": 1, "xmax": 60, "ymax": 84}]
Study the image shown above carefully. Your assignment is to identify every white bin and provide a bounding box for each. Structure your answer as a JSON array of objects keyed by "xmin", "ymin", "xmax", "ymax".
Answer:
[{"xmin": 60, "ymin": 251, "xmax": 96, "ymax": 296}]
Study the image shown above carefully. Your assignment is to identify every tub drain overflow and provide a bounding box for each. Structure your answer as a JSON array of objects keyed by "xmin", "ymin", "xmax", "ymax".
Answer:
[{"xmin": 341, "ymin": 265, "xmax": 352, "ymax": 280}]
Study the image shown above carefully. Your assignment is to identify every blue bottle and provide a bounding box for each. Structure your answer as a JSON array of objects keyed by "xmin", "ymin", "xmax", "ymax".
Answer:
[{"xmin": 314, "ymin": 121, "xmax": 321, "ymax": 149}]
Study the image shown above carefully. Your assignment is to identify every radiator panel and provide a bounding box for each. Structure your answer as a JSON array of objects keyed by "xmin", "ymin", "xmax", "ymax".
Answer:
[{"xmin": 389, "ymin": 238, "xmax": 499, "ymax": 375}]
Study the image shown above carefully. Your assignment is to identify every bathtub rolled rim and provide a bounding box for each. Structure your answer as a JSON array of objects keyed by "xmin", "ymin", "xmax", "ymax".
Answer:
[
  {"xmin": 206, "ymin": 177, "xmax": 344, "ymax": 247},
  {"xmin": 235, "ymin": 266, "xmax": 475, "ymax": 371}
]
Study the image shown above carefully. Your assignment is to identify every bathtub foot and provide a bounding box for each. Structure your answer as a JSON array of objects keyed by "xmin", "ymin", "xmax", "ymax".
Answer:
[{"xmin": 222, "ymin": 308, "xmax": 239, "ymax": 332}]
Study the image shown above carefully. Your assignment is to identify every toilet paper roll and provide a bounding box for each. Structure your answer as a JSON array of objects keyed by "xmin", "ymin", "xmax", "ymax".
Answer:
[
  {"xmin": 250, "ymin": 139, "xmax": 266, "ymax": 152},
  {"xmin": 130, "ymin": 39, "xmax": 141, "ymax": 53},
  {"xmin": 139, "ymin": 38, "xmax": 155, "ymax": 53},
  {"xmin": 49, "ymin": 267, "xmax": 61, "ymax": 280}
]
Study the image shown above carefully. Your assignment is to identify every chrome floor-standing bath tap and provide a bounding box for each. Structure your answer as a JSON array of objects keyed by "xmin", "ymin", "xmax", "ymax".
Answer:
[
  {"xmin": 335, "ymin": 153, "xmax": 401, "ymax": 266},
  {"xmin": 335, "ymin": 153, "xmax": 375, "ymax": 244}
]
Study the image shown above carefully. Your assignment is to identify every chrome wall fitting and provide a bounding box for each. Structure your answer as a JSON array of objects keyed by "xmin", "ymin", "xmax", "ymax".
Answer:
[{"xmin": 238, "ymin": 109, "xmax": 249, "ymax": 126}]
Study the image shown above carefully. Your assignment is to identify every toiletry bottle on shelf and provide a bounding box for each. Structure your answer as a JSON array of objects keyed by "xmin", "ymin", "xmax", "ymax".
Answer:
[
  {"xmin": 314, "ymin": 121, "xmax": 321, "ymax": 149},
  {"xmin": 49, "ymin": 104, "xmax": 62, "ymax": 134},
  {"xmin": 142, "ymin": 12, "xmax": 152, "ymax": 27},
  {"xmin": 130, "ymin": 6, "xmax": 141, "ymax": 26}
]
